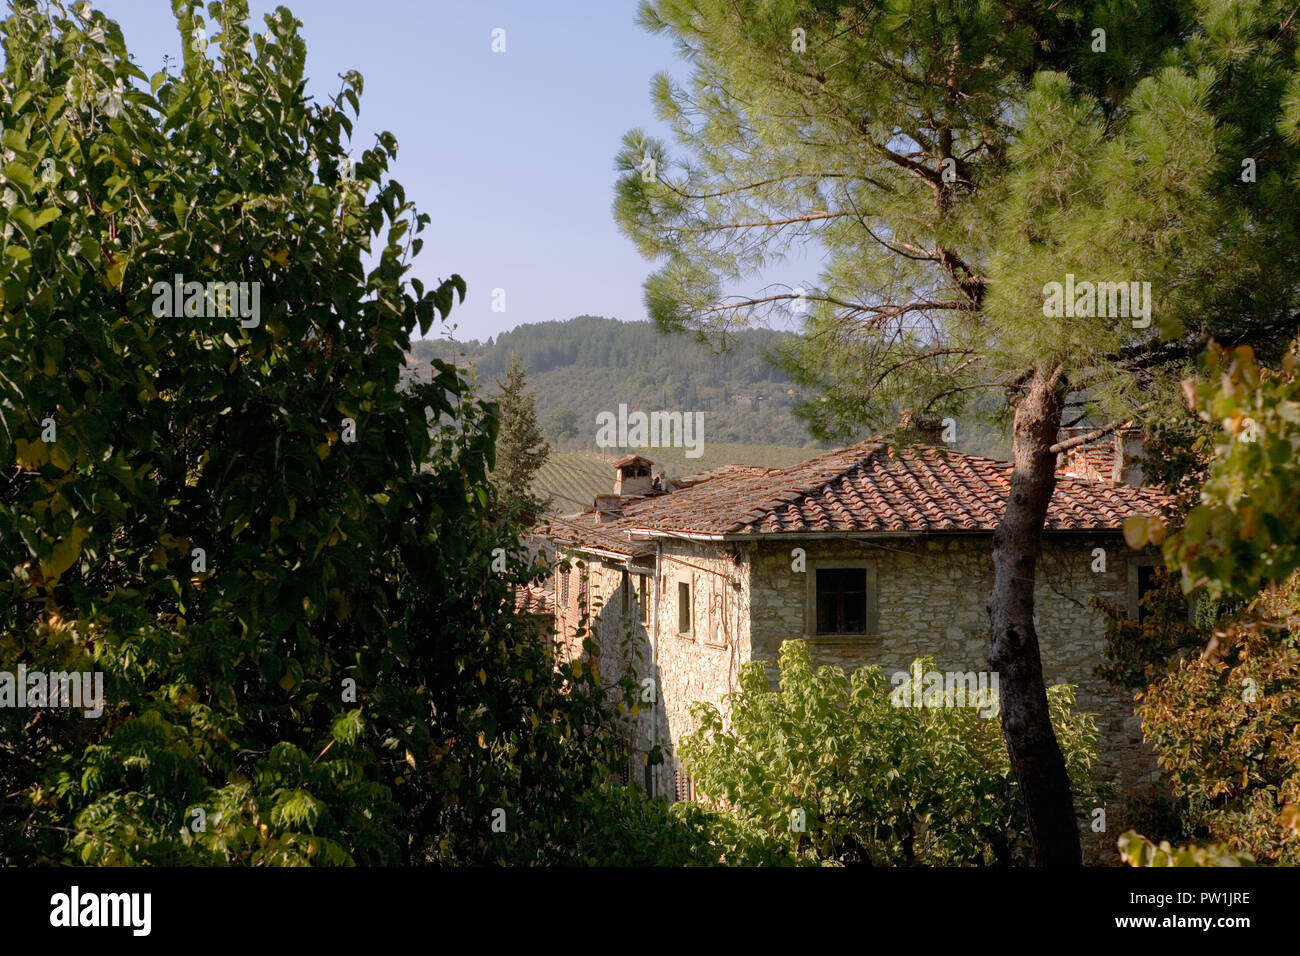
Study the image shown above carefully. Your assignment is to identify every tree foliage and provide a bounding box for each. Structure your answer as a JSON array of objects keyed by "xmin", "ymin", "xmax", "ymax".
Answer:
[
  {"xmin": 615, "ymin": 0, "xmax": 1300, "ymax": 438},
  {"xmin": 489, "ymin": 354, "xmax": 549, "ymax": 518},
  {"xmin": 1134, "ymin": 342, "xmax": 1300, "ymax": 865},
  {"xmin": 679, "ymin": 641, "xmax": 1104, "ymax": 866},
  {"xmin": 1137, "ymin": 586, "xmax": 1300, "ymax": 865},
  {"xmin": 1167, "ymin": 342, "xmax": 1300, "ymax": 602},
  {"xmin": 0, "ymin": 0, "xmax": 629, "ymax": 866},
  {"xmin": 1117, "ymin": 830, "xmax": 1257, "ymax": 867}
]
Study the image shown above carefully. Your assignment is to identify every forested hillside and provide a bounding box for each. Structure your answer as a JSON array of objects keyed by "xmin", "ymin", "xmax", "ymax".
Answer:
[
  {"xmin": 408, "ymin": 315, "xmax": 825, "ymax": 450},
  {"xmin": 407, "ymin": 316, "xmax": 1011, "ymax": 459}
]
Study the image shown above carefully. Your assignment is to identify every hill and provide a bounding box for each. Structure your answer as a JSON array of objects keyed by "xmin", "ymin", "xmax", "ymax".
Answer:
[
  {"xmin": 407, "ymin": 316, "xmax": 826, "ymax": 450},
  {"xmin": 405, "ymin": 316, "xmax": 1013, "ymax": 499}
]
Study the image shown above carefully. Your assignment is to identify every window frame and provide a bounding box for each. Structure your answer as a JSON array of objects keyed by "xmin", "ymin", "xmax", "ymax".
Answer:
[
  {"xmin": 637, "ymin": 573, "xmax": 650, "ymax": 625},
  {"xmin": 804, "ymin": 559, "xmax": 879, "ymax": 637},
  {"xmin": 1127, "ymin": 553, "xmax": 1163, "ymax": 621},
  {"xmin": 677, "ymin": 579, "xmax": 692, "ymax": 637}
]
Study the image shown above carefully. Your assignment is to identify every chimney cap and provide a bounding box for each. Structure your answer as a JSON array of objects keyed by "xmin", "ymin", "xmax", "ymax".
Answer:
[{"xmin": 613, "ymin": 454, "xmax": 654, "ymax": 470}]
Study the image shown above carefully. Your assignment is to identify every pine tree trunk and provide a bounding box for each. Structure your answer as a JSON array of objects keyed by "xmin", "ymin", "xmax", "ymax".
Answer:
[{"xmin": 987, "ymin": 367, "xmax": 1083, "ymax": 866}]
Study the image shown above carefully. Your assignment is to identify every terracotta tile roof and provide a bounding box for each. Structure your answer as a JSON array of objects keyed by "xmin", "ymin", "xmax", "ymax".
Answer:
[{"xmin": 541, "ymin": 441, "xmax": 1170, "ymax": 550}]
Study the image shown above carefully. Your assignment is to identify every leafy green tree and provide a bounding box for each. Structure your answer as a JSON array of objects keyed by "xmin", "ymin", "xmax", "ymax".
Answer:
[
  {"xmin": 1137, "ymin": 342, "xmax": 1300, "ymax": 865},
  {"xmin": 0, "ymin": 0, "xmax": 626, "ymax": 866},
  {"xmin": 490, "ymin": 354, "xmax": 550, "ymax": 517},
  {"xmin": 679, "ymin": 641, "xmax": 1103, "ymax": 866},
  {"xmin": 1137, "ymin": 584, "xmax": 1300, "ymax": 865},
  {"xmin": 616, "ymin": 0, "xmax": 1300, "ymax": 863},
  {"xmin": 1168, "ymin": 343, "xmax": 1300, "ymax": 602}
]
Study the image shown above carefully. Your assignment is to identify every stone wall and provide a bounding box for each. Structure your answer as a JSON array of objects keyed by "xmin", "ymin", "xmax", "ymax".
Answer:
[
  {"xmin": 552, "ymin": 551, "xmax": 655, "ymax": 764},
  {"xmin": 648, "ymin": 540, "xmax": 751, "ymax": 798}
]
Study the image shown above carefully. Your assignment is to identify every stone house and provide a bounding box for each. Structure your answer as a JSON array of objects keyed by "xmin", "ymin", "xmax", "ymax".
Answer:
[{"xmin": 534, "ymin": 431, "xmax": 1170, "ymax": 845}]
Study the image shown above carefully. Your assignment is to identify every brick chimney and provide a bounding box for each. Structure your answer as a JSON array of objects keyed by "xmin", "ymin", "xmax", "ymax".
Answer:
[
  {"xmin": 594, "ymin": 493, "xmax": 622, "ymax": 523},
  {"xmin": 613, "ymin": 454, "xmax": 654, "ymax": 496},
  {"xmin": 1116, "ymin": 429, "xmax": 1146, "ymax": 487},
  {"xmin": 1057, "ymin": 426, "xmax": 1146, "ymax": 487}
]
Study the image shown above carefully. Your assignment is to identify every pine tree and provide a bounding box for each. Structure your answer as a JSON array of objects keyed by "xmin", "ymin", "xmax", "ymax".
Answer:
[
  {"xmin": 492, "ymin": 355, "xmax": 551, "ymax": 516},
  {"xmin": 615, "ymin": 0, "xmax": 1300, "ymax": 863}
]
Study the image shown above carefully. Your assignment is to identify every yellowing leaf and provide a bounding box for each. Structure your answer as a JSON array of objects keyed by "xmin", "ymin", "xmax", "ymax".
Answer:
[
  {"xmin": 105, "ymin": 257, "xmax": 127, "ymax": 291},
  {"xmin": 48, "ymin": 441, "xmax": 73, "ymax": 471},
  {"xmin": 15, "ymin": 438, "xmax": 49, "ymax": 470},
  {"xmin": 42, "ymin": 526, "xmax": 86, "ymax": 582},
  {"xmin": 1123, "ymin": 515, "xmax": 1149, "ymax": 550},
  {"xmin": 278, "ymin": 671, "xmax": 296, "ymax": 691},
  {"xmin": 1146, "ymin": 516, "xmax": 1166, "ymax": 546},
  {"xmin": 314, "ymin": 442, "xmax": 331, "ymax": 460},
  {"xmin": 477, "ymin": 668, "xmax": 487, "ymax": 685},
  {"xmin": 1238, "ymin": 505, "xmax": 1259, "ymax": 541},
  {"xmin": 267, "ymin": 247, "xmax": 289, "ymax": 268}
]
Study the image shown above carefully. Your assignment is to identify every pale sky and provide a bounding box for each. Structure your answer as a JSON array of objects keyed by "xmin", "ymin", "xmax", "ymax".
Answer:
[{"xmin": 92, "ymin": 0, "xmax": 731, "ymax": 341}]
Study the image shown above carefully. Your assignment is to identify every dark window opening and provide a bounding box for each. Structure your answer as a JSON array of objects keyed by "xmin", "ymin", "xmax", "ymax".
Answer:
[
  {"xmin": 637, "ymin": 574, "xmax": 649, "ymax": 624},
  {"xmin": 1136, "ymin": 563, "xmax": 1159, "ymax": 623},
  {"xmin": 677, "ymin": 581, "xmax": 691, "ymax": 633},
  {"xmin": 816, "ymin": 568, "xmax": 867, "ymax": 635}
]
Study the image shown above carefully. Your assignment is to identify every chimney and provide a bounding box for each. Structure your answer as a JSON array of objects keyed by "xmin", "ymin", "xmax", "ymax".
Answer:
[
  {"xmin": 1056, "ymin": 426, "xmax": 1147, "ymax": 487},
  {"xmin": 896, "ymin": 409, "xmax": 944, "ymax": 445},
  {"xmin": 1114, "ymin": 429, "xmax": 1146, "ymax": 487},
  {"xmin": 594, "ymin": 493, "xmax": 622, "ymax": 523},
  {"xmin": 613, "ymin": 454, "xmax": 654, "ymax": 497}
]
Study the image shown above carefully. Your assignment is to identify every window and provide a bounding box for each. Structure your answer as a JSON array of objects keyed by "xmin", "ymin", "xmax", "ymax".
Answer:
[
  {"xmin": 804, "ymin": 560, "xmax": 878, "ymax": 636},
  {"xmin": 816, "ymin": 568, "xmax": 868, "ymax": 634},
  {"xmin": 1128, "ymin": 557, "xmax": 1162, "ymax": 621},
  {"xmin": 677, "ymin": 580, "xmax": 691, "ymax": 634},
  {"xmin": 621, "ymin": 570, "xmax": 630, "ymax": 615},
  {"xmin": 558, "ymin": 566, "xmax": 569, "ymax": 607},
  {"xmin": 638, "ymin": 574, "xmax": 650, "ymax": 624}
]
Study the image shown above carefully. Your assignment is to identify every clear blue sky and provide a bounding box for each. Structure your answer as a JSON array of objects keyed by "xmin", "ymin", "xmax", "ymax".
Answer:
[{"xmin": 94, "ymin": 0, "xmax": 714, "ymax": 342}]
